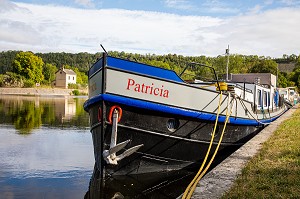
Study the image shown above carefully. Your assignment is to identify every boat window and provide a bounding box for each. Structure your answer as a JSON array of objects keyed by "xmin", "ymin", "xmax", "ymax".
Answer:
[
  {"xmin": 264, "ymin": 91, "xmax": 268, "ymax": 107},
  {"xmin": 166, "ymin": 118, "xmax": 180, "ymax": 132},
  {"xmin": 257, "ymin": 89, "xmax": 262, "ymax": 107},
  {"xmin": 268, "ymin": 92, "xmax": 270, "ymax": 107}
]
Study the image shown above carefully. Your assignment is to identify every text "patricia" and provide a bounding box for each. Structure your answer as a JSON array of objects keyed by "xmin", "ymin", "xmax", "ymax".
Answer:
[{"xmin": 126, "ymin": 78, "xmax": 169, "ymax": 98}]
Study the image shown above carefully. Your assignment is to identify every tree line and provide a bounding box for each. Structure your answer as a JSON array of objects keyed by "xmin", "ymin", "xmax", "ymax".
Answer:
[{"xmin": 0, "ymin": 50, "xmax": 300, "ymax": 90}]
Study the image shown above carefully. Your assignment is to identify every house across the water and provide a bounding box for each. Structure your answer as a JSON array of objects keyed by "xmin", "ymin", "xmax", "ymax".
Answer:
[{"xmin": 53, "ymin": 67, "xmax": 77, "ymax": 88}]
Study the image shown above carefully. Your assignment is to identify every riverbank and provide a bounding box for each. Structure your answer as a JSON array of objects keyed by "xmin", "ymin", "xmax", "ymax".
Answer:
[
  {"xmin": 221, "ymin": 106, "xmax": 300, "ymax": 198},
  {"xmin": 189, "ymin": 105, "xmax": 299, "ymax": 198},
  {"xmin": 0, "ymin": 87, "xmax": 88, "ymax": 96}
]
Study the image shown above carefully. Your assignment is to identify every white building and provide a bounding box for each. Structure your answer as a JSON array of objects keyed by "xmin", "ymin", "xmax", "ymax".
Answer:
[{"xmin": 54, "ymin": 67, "xmax": 77, "ymax": 88}]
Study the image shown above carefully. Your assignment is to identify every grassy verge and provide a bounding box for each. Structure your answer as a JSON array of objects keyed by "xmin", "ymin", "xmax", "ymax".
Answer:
[{"xmin": 222, "ymin": 107, "xmax": 300, "ymax": 198}]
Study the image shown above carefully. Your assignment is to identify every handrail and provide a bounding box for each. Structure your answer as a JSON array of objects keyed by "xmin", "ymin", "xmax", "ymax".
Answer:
[{"xmin": 180, "ymin": 62, "xmax": 221, "ymax": 93}]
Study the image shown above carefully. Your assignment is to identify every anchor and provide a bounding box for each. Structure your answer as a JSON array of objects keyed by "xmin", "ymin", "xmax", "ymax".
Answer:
[{"xmin": 103, "ymin": 109, "xmax": 143, "ymax": 165}]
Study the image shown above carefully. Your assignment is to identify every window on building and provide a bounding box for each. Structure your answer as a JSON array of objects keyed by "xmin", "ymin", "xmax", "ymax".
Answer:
[
  {"xmin": 68, "ymin": 76, "xmax": 70, "ymax": 80},
  {"xmin": 73, "ymin": 76, "xmax": 75, "ymax": 80}
]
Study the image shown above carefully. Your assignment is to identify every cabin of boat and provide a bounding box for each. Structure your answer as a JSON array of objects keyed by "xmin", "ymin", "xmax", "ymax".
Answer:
[{"xmin": 191, "ymin": 73, "xmax": 285, "ymax": 113}]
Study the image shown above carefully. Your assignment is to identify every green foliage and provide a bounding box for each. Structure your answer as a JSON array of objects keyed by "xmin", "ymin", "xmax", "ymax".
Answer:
[
  {"xmin": 222, "ymin": 108, "xmax": 300, "ymax": 198},
  {"xmin": 0, "ymin": 72, "xmax": 24, "ymax": 87},
  {"xmin": 23, "ymin": 79, "xmax": 35, "ymax": 88},
  {"xmin": 1, "ymin": 50, "xmax": 300, "ymax": 90},
  {"xmin": 0, "ymin": 96, "xmax": 89, "ymax": 133},
  {"xmin": 144, "ymin": 60, "xmax": 171, "ymax": 70},
  {"xmin": 72, "ymin": 89, "xmax": 80, "ymax": 96},
  {"xmin": 289, "ymin": 66, "xmax": 300, "ymax": 89},
  {"xmin": 12, "ymin": 51, "xmax": 44, "ymax": 83},
  {"xmin": 0, "ymin": 50, "xmax": 20, "ymax": 74},
  {"xmin": 68, "ymin": 83, "xmax": 79, "ymax": 89},
  {"xmin": 248, "ymin": 59, "xmax": 278, "ymax": 75},
  {"xmin": 13, "ymin": 101, "xmax": 42, "ymax": 134},
  {"xmin": 43, "ymin": 63, "xmax": 57, "ymax": 84}
]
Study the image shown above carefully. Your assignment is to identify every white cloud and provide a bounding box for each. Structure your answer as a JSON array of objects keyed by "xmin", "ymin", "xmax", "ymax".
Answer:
[
  {"xmin": 0, "ymin": 1, "xmax": 300, "ymax": 57},
  {"xmin": 213, "ymin": 7, "xmax": 300, "ymax": 57}
]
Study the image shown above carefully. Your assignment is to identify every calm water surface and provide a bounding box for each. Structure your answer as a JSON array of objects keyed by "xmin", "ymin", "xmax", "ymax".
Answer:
[
  {"xmin": 0, "ymin": 95, "xmax": 94, "ymax": 199},
  {"xmin": 0, "ymin": 95, "xmax": 237, "ymax": 199}
]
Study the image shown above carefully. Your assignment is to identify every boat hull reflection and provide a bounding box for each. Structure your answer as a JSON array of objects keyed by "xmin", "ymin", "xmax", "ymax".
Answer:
[{"xmin": 85, "ymin": 164, "xmax": 196, "ymax": 199}]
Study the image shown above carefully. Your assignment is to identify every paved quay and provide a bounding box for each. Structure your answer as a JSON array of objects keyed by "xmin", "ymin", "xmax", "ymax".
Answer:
[
  {"xmin": 188, "ymin": 105, "xmax": 298, "ymax": 199},
  {"xmin": 0, "ymin": 87, "xmax": 87, "ymax": 96}
]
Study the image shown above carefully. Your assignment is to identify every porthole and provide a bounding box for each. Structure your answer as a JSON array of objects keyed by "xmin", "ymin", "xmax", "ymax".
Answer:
[{"xmin": 166, "ymin": 118, "xmax": 180, "ymax": 132}]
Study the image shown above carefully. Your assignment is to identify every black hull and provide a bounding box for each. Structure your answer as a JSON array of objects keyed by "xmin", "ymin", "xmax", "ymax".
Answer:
[{"xmin": 88, "ymin": 102, "xmax": 262, "ymax": 176}]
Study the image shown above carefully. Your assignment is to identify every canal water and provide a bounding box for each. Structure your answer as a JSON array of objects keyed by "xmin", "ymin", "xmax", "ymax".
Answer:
[
  {"xmin": 0, "ymin": 95, "xmax": 197, "ymax": 199},
  {"xmin": 0, "ymin": 95, "xmax": 94, "ymax": 199},
  {"xmin": 0, "ymin": 95, "xmax": 239, "ymax": 199}
]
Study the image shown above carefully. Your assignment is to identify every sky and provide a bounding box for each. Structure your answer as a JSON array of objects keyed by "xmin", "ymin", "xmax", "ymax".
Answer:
[{"xmin": 1, "ymin": 0, "xmax": 300, "ymax": 57}]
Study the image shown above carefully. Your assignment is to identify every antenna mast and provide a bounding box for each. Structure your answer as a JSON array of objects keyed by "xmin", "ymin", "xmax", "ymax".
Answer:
[{"xmin": 226, "ymin": 45, "xmax": 230, "ymax": 81}]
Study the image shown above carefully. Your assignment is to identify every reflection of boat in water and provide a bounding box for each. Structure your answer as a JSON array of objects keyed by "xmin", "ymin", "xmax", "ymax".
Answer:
[
  {"xmin": 84, "ymin": 52, "xmax": 289, "ymax": 197},
  {"xmin": 85, "ymin": 163, "xmax": 195, "ymax": 199}
]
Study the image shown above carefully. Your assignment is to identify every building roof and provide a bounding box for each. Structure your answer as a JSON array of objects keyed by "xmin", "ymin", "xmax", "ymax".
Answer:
[
  {"xmin": 63, "ymin": 69, "xmax": 76, "ymax": 75},
  {"xmin": 229, "ymin": 73, "xmax": 276, "ymax": 87},
  {"xmin": 55, "ymin": 68, "xmax": 77, "ymax": 75}
]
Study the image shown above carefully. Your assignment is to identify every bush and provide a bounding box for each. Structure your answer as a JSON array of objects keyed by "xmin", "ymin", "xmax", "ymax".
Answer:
[
  {"xmin": 72, "ymin": 89, "xmax": 80, "ymax": 96},
  {"xmin": 68, "ymin": 83, "xmax": 79, "ymax": 89},
  {"xmin": 0, "ymin": 74, "xmax": 4, "ymax": 87},
  {"xmin": 23, "ymin": 79, "xmax": 35, "ymax": 88},
  {"xmin": 0, "ymin": 72, "xmax": 24, "ymax": 87}
]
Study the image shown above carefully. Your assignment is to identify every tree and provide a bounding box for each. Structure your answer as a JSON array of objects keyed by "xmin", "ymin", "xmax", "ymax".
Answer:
[
  {"xmin": 43, "ymin": 63, "xmax": 57, "ymax": 84},
  {"xmin": 12, "ymin": 51, "xmax": 44, "ymax": 83},
  {"xmin": 248, "ymin": 59, "xmax": 278, "ymax": 75},
  {"xmin": 289, "ymin": 66, "xmax": 300, "ymax": 89}
]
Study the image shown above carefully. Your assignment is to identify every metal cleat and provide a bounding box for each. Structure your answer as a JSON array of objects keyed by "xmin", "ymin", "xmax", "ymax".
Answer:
[{"xmin": 103, "ymin": 108, "xmax": 143, "ymax": 165}]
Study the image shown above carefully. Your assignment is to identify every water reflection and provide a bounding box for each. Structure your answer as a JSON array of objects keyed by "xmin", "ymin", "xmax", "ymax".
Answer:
[
  {"xmin": 0, "ymin": 95, "xmax": 93, "ymax": 199},
  {"xmin": 0, "ymin": 95, "xmax": 240, "ymax": 199},
  {"xmin": 85, "ymin": 164, "xmax": 195, "ymax": 199},
  {"xmin": 0, "ymin": 95, "xmax": 89, "ymax": 133}
]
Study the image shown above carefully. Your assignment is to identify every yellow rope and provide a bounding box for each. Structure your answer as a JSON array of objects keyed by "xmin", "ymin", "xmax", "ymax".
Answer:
[
  {"xmin": 181, "ymin": 92, "xmax": 223, "ymax": 199},
  {"xmin": 185, "ymin": 93, "xmax": 234, "ymax": 199}
]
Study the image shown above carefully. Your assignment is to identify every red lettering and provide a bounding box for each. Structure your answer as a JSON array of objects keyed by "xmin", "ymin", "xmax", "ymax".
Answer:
[
  {"xmin": 163, "ymin": 90, "xmax": 169, "ymax": 98},
  {"xmin": 125, "ymin": 78, "xmax": 169, "ymax": 98},
  {"xmin": 127, "ymin": 79, "xmax": 135, "ymax": 90},
  {"xmin": 141, "ymin": 83, "xmax": 146, "ymax": 93},
  {"xmin": 145, "ymin": 85, "xmax": 150, "ymax": 93},
  {"xmin": 154, "ymin": 88, "xmax": 159, "ymax": 95},
  {"xmin": 160, "ymin": 85, "xmax": 164, "ymax": 96},
  {"xmin": 134, "ymin": 83, "xmax": 141, "ymax": 92}
]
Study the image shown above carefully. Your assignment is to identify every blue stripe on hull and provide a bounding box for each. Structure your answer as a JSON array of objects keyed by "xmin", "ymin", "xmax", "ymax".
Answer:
[{"xmin": 84, "ymin": 94, "xmax": 281, "ymax": 126}]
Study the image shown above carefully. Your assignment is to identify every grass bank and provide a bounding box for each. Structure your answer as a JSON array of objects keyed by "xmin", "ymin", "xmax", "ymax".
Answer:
[{"xmin": 222, "ymin": 107, "xmax": 300, "ymax": 198}]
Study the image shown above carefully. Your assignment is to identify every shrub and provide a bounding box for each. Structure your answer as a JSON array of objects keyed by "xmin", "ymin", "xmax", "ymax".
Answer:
[
  {"xmin": 1, "ymin": 72, "xmax": 24, "ymax": 87},
  {"xmin": 72, "ymin": 89, "xmax": 80, "ymax": 96},
  {"xmin": 68, "ymin": 83, "xmax": 79, "ymax": 89},
  {"xmin": 23, "ymin": 79, "xmax": 35, "ymax": 88}
]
